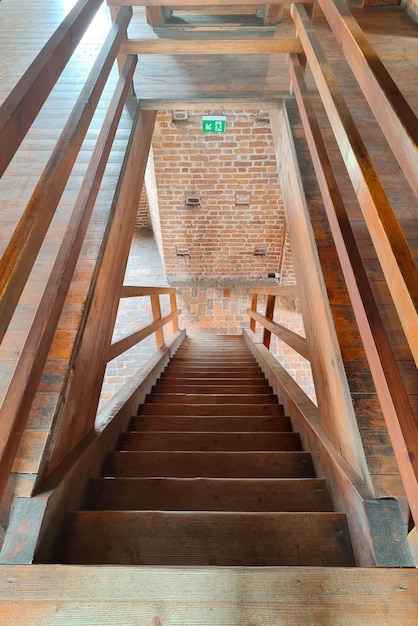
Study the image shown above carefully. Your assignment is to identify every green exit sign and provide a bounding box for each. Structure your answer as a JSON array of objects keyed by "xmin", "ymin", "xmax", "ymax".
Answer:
[{"xmin": 202, "ymin": 115, "xmax": 227, "ymax": 133}]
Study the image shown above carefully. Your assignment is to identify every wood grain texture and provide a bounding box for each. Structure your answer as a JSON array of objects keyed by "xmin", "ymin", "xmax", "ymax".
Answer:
[
  {"xmin": 0, "ymin": 565, "xmax": 417, "ymax": 624},
  {"xmin": 118, "ymin": 431, "xmax": 302, "ymax": 451},
  {"xmin": 291, "ymin": 4, "xmax": 418, "ymax": 369},
  {"xmin": 57, "ymin": 510, "xmax": 355, "ymax": 566},
  {"xmin": 104, "ymin": 450, "xmax": 315, "ymax": 477},
  {"xmin": 0, "ymin": 0, "xmax": 103, "ymax": 178},
  {"xmin": 120, "ymin": 37, "xmax": 304, "ymax": 54},
  {"xmin": 0, "ymin": 6, "xmax": 132, "ymax": 345},
  {"xmin": 130, "ymin": 414, "xmax": 292, "ymax": 431},
  {"xmin": 45, "ymin": 107, "xmax": 157, "ymax": 474},
  {"xmin": 0, "ymin": 55, "xmax": 137, "ymax": 507},
  {"xmin": 317, "ymin": 0, "xmax": 418, "ymax": 201},
  {"xmin": 287, "ymin": 53, "xmax": 418, "ymax": 527},
  {"xmin": 85, "ymin": 476, "xmax": 331, "ymax": 511}
]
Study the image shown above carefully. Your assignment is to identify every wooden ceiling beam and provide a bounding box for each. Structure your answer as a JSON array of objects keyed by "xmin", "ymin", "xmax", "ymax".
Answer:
[
  {"xmin": 138, "ymin": 97, "xmax": 288, "ymax": 109},
  {"xmin": 120, "ymin": 37, "xmax": 303, "ymax": 54},
  {"xmin": 108, "ymin": 0, "xmax": 313, "ymax": 5}
]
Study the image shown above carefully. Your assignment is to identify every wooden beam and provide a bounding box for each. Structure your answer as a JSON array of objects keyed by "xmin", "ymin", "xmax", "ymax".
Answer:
[
  {"xmin": 316, "ymin": 0, "xmax": 418, "ymax": 202},
  {"xmin": 138, "ymin": 97, "xmax": 288, "ymax": 110},
  {"xmin": 1, "ymin": 565, "xmax": 418, "ymax": 623},
  {"xmin": 45, "ymin": 106, "xmax": 156, "ymax": 475},
  {"xmin": 120, "ymin": 37, "xmax": 304, "ymax": 55},
  {"xmin": 262, "ymin": 294, "xmax": 276, "ymax": 349},
  {"xmin": 120, "ymin": 285, "xmax": 177, "ymax": 297},
  {"xmin": 0, "ymin": 57, "xmax": 137, "ymax": 507},
  {"xmin": 108, "ymin": 309, "xmax": 180, "ymax": 361},
  {"xmin": 248, "ymin": 308, "xmax": 310, "ymax": 360},
  {"xmin": 0, "ymin": 7, "xmax": 133, "ymax": 345},
  {"xmin": 108, "ymin": 0, "xmax": 313, "ymax": 5},
  {"xmin": 0, "ymin": 0, "xmax": 103, "ymax": 179},
  {"xmin": 291, "ymin": 3, "xmax": 418, "ymax": 370},
  {"xmin": 270, "ymin": 106, "xmax": 371, "ymax": 482},
  {"xmin": 264, "ymin": 4, "xmax": 283, "ymax": 26},
  {"xmin": 288, "ymin": 53, "xmax": 418, "ymax": 528},
  {"xmin": 251, "ymin": 285, "xmax": 299, "ymax": 297}
]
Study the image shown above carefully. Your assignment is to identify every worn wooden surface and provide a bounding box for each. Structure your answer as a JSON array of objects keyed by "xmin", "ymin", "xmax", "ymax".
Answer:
[
  {"xmin": 1, "ymin": 565, "xmax": 417, "ymax": 625},
  {"xmin": 85, "ymin": 476, "xmax": 331, "ymax": 511},
  {"xmin": 244, "ymin": 333, "xmax": 414, "ymax": 567},
  {"xmin": 270, "ymin": 107, "xmax": 371, "ymax": 484}
]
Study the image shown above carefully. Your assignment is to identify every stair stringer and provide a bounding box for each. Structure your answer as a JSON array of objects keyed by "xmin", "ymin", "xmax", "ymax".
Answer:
[{"xmin": 243, "ymin": 329, "xmax": 415, "ymax": 567}]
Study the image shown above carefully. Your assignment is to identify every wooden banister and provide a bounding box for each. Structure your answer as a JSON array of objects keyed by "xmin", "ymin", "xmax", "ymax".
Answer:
[
  {"xmin": 317, "ymin": 0, "xmax": 418, "ymax": 202},
  {"xmin": 0, "ymin": 0, "xmax": 104, "ymax": 179},
  {"xmin": 291, "ymin": 4, "xmax": 418, "ymax": 370},
  {"xmin": 0, "ymin": 57, "xmax": 137, "ymax": 505},
  {"xmin": 0, "ymin": 6, "xmax": 133, "ymax": 345},
  {"xmin": 288, "ymin": 52, "xmax": 418, "ymax": 528},
  {"xmin": 247, "ymin": 308, "xmax": 310, "ymax": 360}
]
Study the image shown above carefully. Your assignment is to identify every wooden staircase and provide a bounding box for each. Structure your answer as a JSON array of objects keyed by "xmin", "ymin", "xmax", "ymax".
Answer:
[{"xmin": 51, "ymin": 335, "xmax": 355, "ymax": 567}]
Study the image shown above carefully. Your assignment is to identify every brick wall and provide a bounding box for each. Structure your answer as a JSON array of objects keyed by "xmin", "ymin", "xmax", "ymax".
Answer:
[{"xmin": 151, "ymin": 110, "xmax": 289, "ymax": 281}]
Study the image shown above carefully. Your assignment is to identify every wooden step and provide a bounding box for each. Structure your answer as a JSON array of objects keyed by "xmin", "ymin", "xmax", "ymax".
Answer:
[
  {"xmin": 152, "ymin": 381, "xmax": 272, "ymax": 395},
  {"xmin": 118, "ymin": 431, "xmax": 302, "ymax": 451},
  {"xmin": 129, "ymin": 415, "xmax": 292, "ymax": 432},
  {"xmin": 57, "ymin": 511, "xmax": 355, "ymax": 566},
  {"xmin": 145, "ymin": 393, "xmax": 277, "ymax": 404},
  {"xmin": 171, "ymin": 357, "xmax": 258, "ymax": 364},
  {"xmin": 84, "ymin": 477, "xmax": 332, "ymax": 512},
  {"xmin": 139, "ymin": 403, "xmax": 285, "ymax": 416},
  {"xmin": 103, "ymin": 451, "xmax": 315, "ymax": 478},
  {"xmin": 162, "ymin": 369, "xmax": 263, "ymax": 378},
  {"xmin": 157, "ymin": 377, "xmax": 270, "ymax": 387},
  {"xmin": 165, "ymin": 367, "xmax": 262, "ymax": 375}
]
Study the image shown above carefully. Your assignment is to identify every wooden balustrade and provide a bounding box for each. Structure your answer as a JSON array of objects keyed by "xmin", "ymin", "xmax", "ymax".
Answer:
[
  {"xmin": 287, "ymin": 52, "xmax": 418, "ymax": 529},
  {"xmin": 247, "ymin": 287, "xmax": 309, "ymax": 359},
  {"xmin": 0, "ymin": 5, "xmax": 133, "ymax": 345},
  {"xmin": 108, "ymin": 287, "xmax": 180, "ymax": 361},
  {"xmin": 0, "ymin": 0, "xmax": 104, "ymax": 179},
  {"xmin": 0, "ymin": 56, "xmax": 137, "ymax": 505},
  {"xmin": 291, "ymin": 4, "xmax": 418, "ymax": 371},
  {"xmin": 0, "ymin": 1, "xmax": 134, "ymax": 503}
]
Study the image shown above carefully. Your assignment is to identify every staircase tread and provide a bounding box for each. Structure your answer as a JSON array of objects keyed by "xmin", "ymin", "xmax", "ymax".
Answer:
[
  {"xmin": 84, "ymin": 477, "xmax": 332, "ymax": 512},
  {"xmin": 58, "ymin": 510, "xmax": 355, "ymax": 567},
  {"xmin": 118, "ymin": 431, "xmax": 302, "ymax": 451},
  {"xmin": 104, "ymin": 450, "xmax": 315, "ymax": 478}
]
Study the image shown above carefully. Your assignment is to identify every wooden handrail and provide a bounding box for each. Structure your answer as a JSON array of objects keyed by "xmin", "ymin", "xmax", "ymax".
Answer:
[
  {"xmin": 317, "ymin": 0, "xmax": 418, "ymax": 202},
  {"xmin": 291, "ymin": 4, "xmax": 418, "ymax": 370},
  {"xmin": 0, "ymin": 6, "xmax": 133, "ymax": 345},
  {"xmin": 288, "ymin": 52, "xmax": 418, "ymax": 528},
  {"xmin": 247, "ymin": 308, "xmax": 310, "ymax": 360},
  {"xmin": 248, "ymin": 289, "xmax": 309, "ymax": 359},
  {"xmin": 119, "ymin": 38, "xmax": 304, "ymax": 55},
  {"xmin": 0, "ymin": 58, "xmax": 137, "ymax": 506},
  {"xmin": 0, "ymin": 0, "xmax": 103, "ymax": 179},
  {"xmin": 108, "ymin": 309, "xmax": 180, "ymax": 361},
  {"xmin": 120, "ymin": 285, "xmax": 177, "ymax": 297}
]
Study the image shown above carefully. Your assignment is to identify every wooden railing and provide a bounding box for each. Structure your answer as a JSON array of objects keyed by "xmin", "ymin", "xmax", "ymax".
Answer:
[
  {"xmin": 108, "ymin": 286, "xmax": 180, "ymax": 362},
  {"xmin": 0, "ymin": 0, "xmax": 136, "ymax": 503},
  {"xmin": 287, "ymin": 4, "xmax": 418, "ymax": 529},
  {"xmin": 248, "ymin": 286, "xmax": 309, "ymax": 359}
]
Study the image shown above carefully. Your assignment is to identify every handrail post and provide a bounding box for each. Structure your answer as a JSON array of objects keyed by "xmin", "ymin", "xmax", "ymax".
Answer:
[
  {"xmin": 151, "ymin": 293, "xmax": 165, "ymax": 349},
  {"xmin": 263, "ymin": 294, "xmax": 276, "ymax": 349},
  {"xmin": 250, "ymin": 293, "xmax": 258, "ymax": 333},
  {"xmin": 170, "ymin": 292, "xmax": 179, "ymax": 333}
]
